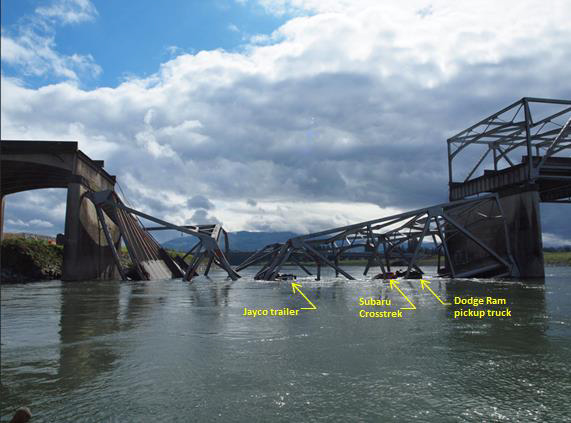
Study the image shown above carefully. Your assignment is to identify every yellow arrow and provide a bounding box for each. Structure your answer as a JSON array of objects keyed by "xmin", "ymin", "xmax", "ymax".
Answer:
[
  {"xmin": 420, "ymin": 279, "xmax": 451, "ymax": 306},
  {"xmin": 389, "ymin": 280, "xmax": 416, "ymax": 310},
  {"xmin": 291, "ymin": 282, "xmax": 317, "ymax": 310}
]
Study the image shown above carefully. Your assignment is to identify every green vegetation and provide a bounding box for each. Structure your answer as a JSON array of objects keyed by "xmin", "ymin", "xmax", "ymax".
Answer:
[
  {"xmin": 544, "ymin": 251, "xmax": 571, "ymax": 266},
  {"xmin": 1, "ymin": 238, "xmax": 63, "ymax": 283},
  {"xmin": 336, "ymin": 252, "xmax": 571, "ymax": 266},
  {"xmin": 164, "ymin": 249, "xmax": 190, "ymax": 260}
]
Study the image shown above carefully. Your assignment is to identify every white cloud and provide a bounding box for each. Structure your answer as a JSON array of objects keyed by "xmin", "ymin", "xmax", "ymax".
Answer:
[
  {"xmin": 215, "ymin": 200, "xmax": 402, "ymax": 233},
  {"xmin": 1, "ymin": 0, "xmax": 100, "ymax": 81},
  {"xmin": 2, "ymin": 0, "xmax": 570, "ymax": 235},
  {"xmin": 36, "ymin": 0, "xmax": 98, "ymax": 24},
  {"xmin": 543, "ymin": 233, "xmax": 571, "ymax": 248},
  {"xmin": 6, "ymin": 218, "xmax": 54, "ymax": 229}
]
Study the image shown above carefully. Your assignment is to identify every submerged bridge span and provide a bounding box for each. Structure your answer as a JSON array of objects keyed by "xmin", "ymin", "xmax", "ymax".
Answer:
[{"xmin": 236, "ymin": 195, "xmax": 518, "ymax": 280}]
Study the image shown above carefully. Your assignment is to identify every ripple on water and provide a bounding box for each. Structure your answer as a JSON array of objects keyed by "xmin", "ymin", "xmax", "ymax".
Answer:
[{"xmin": 1, "ymin": 268, "xmax": 571, "ymax": 421}]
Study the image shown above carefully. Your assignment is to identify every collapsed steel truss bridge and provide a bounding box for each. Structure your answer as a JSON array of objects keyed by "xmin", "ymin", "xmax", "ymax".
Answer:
[
  {"xmin": 3, "ymin": 98, "xmax": 567, "ymax": 282},
  {"xmin": 237, "ymin": 97, "xmax": 570, "ymax": 281},
  {"xmin": 236, "ymin": 195, "xmax": 517, "ymax": 281},
  {"xmin": 87, "ymin": 190, "xmax": 240, "ymax": 281}
]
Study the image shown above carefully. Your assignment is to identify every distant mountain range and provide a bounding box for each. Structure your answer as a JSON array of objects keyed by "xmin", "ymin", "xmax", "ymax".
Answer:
[{"xmin": 161, "ymin": 231, "xmax": 299, "ymax": 252}]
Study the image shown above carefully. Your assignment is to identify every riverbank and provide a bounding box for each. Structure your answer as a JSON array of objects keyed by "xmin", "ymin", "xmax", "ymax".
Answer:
[
  {"xmin": 0, "ymin": 238, "xmax": 63, "ymax": 283},
  {"xmin": 0, "ymin": 237, "xmax": 187, "ymax": 283},
  {"xmin": 544, "ymin": 251, "xmax": 571, "ymax": 266}
]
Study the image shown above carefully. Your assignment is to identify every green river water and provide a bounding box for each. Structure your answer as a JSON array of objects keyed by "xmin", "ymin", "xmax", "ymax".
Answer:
[{"xmin": 1, "ymin": 266, "xmax": 570, "ymax": 422}]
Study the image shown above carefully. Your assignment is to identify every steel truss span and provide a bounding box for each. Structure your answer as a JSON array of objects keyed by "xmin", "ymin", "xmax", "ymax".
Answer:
[
  {"xmin": 236, "ymin": 195, "xmax": 518, "ymax": 281},
  {"xmin": 87, "ymin": 190, "xmax": 240, "ymax": 282},
  {"xmin": 447, "ymin": 97, "xmax": 571, "ymax": 202}
]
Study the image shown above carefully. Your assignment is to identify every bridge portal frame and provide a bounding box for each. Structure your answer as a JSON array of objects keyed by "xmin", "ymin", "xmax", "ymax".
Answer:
[{"xmin": 447, "ymin": 97, "xmax": 571, "ymax": 198}]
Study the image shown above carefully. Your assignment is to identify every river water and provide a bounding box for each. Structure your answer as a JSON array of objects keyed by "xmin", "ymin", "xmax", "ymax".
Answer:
[{"xmin": 1, "ymin": 266, "xmax": 570, "ymax": 422}]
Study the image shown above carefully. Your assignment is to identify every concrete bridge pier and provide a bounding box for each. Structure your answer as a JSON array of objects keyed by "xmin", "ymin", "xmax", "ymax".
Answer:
[
  {"xmin": 446, "ymin": 188, "xmax": 545, "ymax": 279},
  {"xmin": 62, "ymin": 182, "xmax": 119, "ymax": 281},
  {"xmin": 62, "ymin": 160, "xmax": 121, "ymax": 281},
  {"xmin": 498, "ymin": 188, "xmax": 544, "ymax": 278},
  {"xmin": 0, "ymin": 195, "xmax": 5, "ymax": 240},
  {"xmin": 446, "ymin": 98, "xmax": 570, "ymax": 279}
]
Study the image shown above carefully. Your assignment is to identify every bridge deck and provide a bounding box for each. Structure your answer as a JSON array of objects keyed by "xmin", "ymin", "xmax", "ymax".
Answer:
[{"xmin": 450, "ymin": 156, "xmax": 571, "ymax": 202}]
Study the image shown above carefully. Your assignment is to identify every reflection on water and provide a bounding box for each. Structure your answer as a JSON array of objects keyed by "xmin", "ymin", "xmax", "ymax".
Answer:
[
  {"xmin": 58, "ymin": 282, "xmax": 121, "ymax": 392},
  {"xmin": 1, "ymin": 266, "xmax": 570, "ymax": 421},
  {"xmin": 187, "ymin": 277, "xmax": 233, "ymax": 308}
]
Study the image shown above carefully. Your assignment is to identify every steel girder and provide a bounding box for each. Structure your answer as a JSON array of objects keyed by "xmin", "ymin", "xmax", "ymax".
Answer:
[{"xmin": 236, "ymin": 195, "xmax": 517, "ymax": 281}]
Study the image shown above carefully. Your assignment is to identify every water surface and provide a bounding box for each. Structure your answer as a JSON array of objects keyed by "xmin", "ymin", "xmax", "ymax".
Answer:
[{"xmin": 2, "ymin": 266, "xmax": 570, "ymax": 422}]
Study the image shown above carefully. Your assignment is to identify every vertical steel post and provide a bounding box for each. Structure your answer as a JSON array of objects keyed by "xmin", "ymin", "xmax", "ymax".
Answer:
[
  {"xmin": 435, "ymin": 217, "xmax": 455, "ymax": 277},
  {"xmin": 523, "ymin": 99, "xmax": 534, "ymax": 181},
  {"xmin": 95, "ymin": 206, "xmax": 127, "ymax": 281},
  {"xmin": 405, "ymin": 217, "xmax": 430, "ymax": 278},
  {"xmin": 447, "ymin": 140, "xmax": 453, "ymax": 200}
]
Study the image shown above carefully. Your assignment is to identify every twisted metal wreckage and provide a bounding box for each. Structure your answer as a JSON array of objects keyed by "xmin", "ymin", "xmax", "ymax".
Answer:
[
  {"xmin": 236, "ymin": 195, "xmax": 517, "ymax": 281},
  {"xmin": 88, "ymin": 191, "xmax": 519, "ymax": 282},
  {"xmin": 84, "ymin": 97, "xmax": 569, "ymax": 282},
  {"xmin": 87, "ymin": 190, "xmax": 240, "ymax": 282}
]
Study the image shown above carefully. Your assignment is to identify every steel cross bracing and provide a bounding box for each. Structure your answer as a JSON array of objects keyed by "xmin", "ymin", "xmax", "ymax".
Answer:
[
  {"xmin": 447, "ymin": 97, "xmax": 571, "ymax": 188},
  {"xmin": 87, "ymin": 190, "xmax": 240, "ymax": 282},
  {"xmin": 236, "ymin": 195, "xmax": 518, "ymax": 281},
  {"xmin": 145, "ymin": 224, "xmax": 233, "ymax": 280}
]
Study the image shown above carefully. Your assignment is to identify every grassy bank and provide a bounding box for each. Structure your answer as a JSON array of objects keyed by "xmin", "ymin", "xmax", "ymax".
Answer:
[
  {"xmin": 544, "ymin": 251, "xmax": 571, "ymax": 266},
  {"xmin": 333, "ymin": 252, "xmax": 571, "ymax": 267},
  {"xmin": 1, "ymin": 238, "xmax": 63, "ymax": 283},
  {"xmin": 0, "ymin": 238, "xmax": 187, "ymax": 283}
]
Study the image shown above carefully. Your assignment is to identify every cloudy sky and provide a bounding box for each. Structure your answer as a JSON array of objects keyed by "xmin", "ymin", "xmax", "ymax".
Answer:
[{"xmin": 1, "ymin": 0, "xmax": 570, "ymax": 245}]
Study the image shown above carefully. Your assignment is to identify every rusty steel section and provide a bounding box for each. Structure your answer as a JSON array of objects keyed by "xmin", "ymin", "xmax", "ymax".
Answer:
[
  {"xmin": 236, "ymin": 195, "xmax": 518, "ymax": 281},
  {"xmin": 87, "ymin": 190, "xmax": 240, "ymax": 282}
]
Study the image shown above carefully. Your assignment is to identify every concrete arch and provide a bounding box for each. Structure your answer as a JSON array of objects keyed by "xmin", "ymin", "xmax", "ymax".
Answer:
[{"xmin": 1, "ymin": 140, "xmax": 121, "ymax": 281}]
